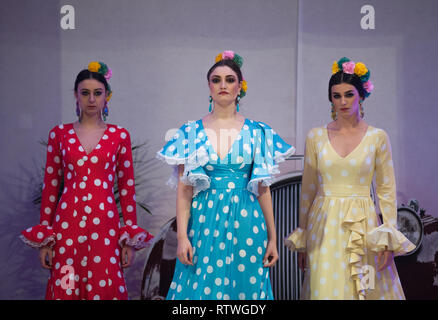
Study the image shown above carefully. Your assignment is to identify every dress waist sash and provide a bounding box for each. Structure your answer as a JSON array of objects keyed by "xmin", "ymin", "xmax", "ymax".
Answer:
[
  {"xmin": 317, "ymin": 184, "xmax": 371, "ymax": 197},
  {"xmin": 209, "ymin": 176, "xmax": 249, "ymax": 190}
]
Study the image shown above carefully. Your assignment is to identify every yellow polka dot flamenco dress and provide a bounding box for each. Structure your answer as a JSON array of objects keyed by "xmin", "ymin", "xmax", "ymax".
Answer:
[{"xmin": 285, "ymin": 126, "xmax": 415, "ymax": 300}]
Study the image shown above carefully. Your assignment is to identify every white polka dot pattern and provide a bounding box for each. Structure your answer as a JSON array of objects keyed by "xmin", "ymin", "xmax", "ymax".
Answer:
[
  {"xmin": 285, "ymin": 126, "xmax": 415, "ymax": 300},
  {"xmin": 159, "ymin": 119, "xmax": 295, "ymax": 300},
  {"xmin": 20, "ymin": 123, "xmax": 153, "ymax": 300}
]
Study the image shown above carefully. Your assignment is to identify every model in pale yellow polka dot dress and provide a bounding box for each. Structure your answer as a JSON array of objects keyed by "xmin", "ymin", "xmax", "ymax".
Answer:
[{"xmin": 285, "ymin": 57, "xmax": 415, "ymax": 300}]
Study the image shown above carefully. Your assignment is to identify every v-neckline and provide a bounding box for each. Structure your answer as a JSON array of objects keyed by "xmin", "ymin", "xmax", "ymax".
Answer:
[
  {"xmin": 71, "ymin": 123, "xmax": 109, "ymax": 156},
  {"xmin": 325, "ymin": 124, "xmax": 370, "ymax": 159},
  {"xmin": 200, "ymin": 118, "xmax": 247, "ymax": 162}
]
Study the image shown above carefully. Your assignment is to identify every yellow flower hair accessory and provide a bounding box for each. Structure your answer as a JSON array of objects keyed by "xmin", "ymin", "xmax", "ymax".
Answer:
[
  {"xmin": 332, "ymin": 57, "xmax": 373, "ymax": 98},
  {"xmin": 106, "ymin": 91, "xmax": 113, "ymax": 102},
  {"xmin": 214, "ymin": 51, "xmax": 246, "ymax": 97},
  {"xmin": 354, "ymin": 62, "xmax": 368, "ymax": 77},
  {"xmin": 332, "ymin": 61, "xmax": 340, "ymax": 74},
  {"xmin": 87, "ymin": 61, "xmax": 113, "ymax": 101},
  {"xmin": 88, "ymin": 61, "xmax": 101, "ymax": 73},
  {"xmin": 215, "ymin": 53, "xmax": 223, "ymax": 63},
  {"xmin": 88, "ymin": 61, "xmax": 112, "ymax": 81},
  {"xmin": 214, "ymin": 50, "xmax": 244, "ymax": 68},
  {"xmin": 240, "ymin": 79, "xmax": 248, "ymax": 97}
]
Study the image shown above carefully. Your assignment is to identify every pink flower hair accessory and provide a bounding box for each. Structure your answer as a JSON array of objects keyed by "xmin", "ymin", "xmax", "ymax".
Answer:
[
  {"xmin": 104, "ymin": 68, "xmax": 112, "ymax": 81},
  {"xmin": 214, "ymin": 50, "xmax": 244, "ymax": 68},
  {"xmin": 332, "ymin": 57, "xmax": 373, "ymax": 98},
  {"xmin": 342, "ymin": 61, "xmax": 356, "ymax": 74},
  {"xmin": 222, "ymin": 51, "xmax": 235, "ymax": 60},
  {"xmin": 363, "ymin": 80, "xmax": 374, "ymax": 93}
]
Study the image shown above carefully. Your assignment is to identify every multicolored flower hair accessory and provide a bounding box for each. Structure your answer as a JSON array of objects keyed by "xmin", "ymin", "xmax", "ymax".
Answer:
[
  {"xmin": 214, "ymin": 50, "xmax": 247, "ymax": 98},
  {"xmin": 331, "ymin": 57, "xmax": 373, "ymax": 98},
  {"xmin": 88, "ymin": 61, "xmax": 113, "ymax": 102}
]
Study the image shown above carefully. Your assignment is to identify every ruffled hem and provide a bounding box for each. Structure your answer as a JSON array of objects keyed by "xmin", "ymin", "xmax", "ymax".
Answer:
[
  {"xmin": 156, "ymin": 146, "xmax": 210, "ymax": 197},
  {"xmin": 20, "ymin": 225, "xmax": 56, "ymax": 249},
  {"xmin": 341, "ymin": 206, "xmax": 416, "ymax": 299},
  {"xmin": 247, "ymin": 145, "xmax": 296, "ymax": 196},
  {"xmin": 284, "ymin": 228, "xmax": 306, "ymax": 251},
  {"xmin": 341, "ymin": 206, "xmax": 367, "ymax": 300},
  {"xmin": 119, "ymin": 225, "xmax": 154, "ymax": 250},
  {"xmin": 367, "ymin": 223, "xmax": 416, "ymax": 256}
]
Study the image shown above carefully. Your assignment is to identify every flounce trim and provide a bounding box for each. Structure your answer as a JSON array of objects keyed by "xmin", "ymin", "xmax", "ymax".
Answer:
[
  {"xmin": 119, "ymin": 225, "xmax": 154, "ymax": 250},
  {"xmin": 180, "ymin": 171, "xmax": 211, "ymax": 197},
  {"xmin": 341, "ymin": 206, "xmax": 367, "ymax": 300},
  {"xmin": 156, "ymin": 144, "xmax": 209, "ymax": 172},
  {"xmin": 156, "ymin": 145, "xmax": 211, "ymax": 197},
  {"xmin": 367, "ymin": 223, "xmax": 416, "ymax": 256},
  {"xmin": 284, "ymin": 227, "xmax": 306, "ymax": 251},
  {"xmin": 247, "ymin": 145, "xmax": 296, "ymax": 196},
  {"xmin": 273, "ymin": 145, "xmax": 296, "ymax": 164},
  {"xmin": 20, "ymin": 224, "xmax": 56, "ymax": 249}
]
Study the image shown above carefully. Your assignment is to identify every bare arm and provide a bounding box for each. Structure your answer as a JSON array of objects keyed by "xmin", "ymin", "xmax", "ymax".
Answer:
[
  {"xmin": 257, "ymin": 184, "xmax": 278, "ymax": 267},
  {"xmin": 176, "ymin": 165, "xmax": 195, "ymax": 265}
]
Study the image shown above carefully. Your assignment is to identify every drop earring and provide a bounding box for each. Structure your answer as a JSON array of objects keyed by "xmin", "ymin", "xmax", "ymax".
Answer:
[
  {"xmin": 236, "ymin": 95, "xmax": 241, "ymax": 112},
  {"xmin": 359, "ymin": 99, "xmax": 364, "ymax": 119},
  {"xmin": 102, "ymin": 103, "xmax": 109, "ymax": 121},
  {"xmin": 331, "ymin": 103, "xmax": 337, "ymax": 120},
  {"xmin": 209, "ymin": 96, "xmax": 213, "ymax": 112},
  {"xmin": 76, "ymin": 102, "xmax": 81, "ymax": 121}
]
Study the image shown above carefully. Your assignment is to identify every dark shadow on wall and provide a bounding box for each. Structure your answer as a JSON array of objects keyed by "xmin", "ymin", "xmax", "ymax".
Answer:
[
  {"xmin": 0, "ymin": 0, "xmax": 62, "ymax": 299},
  {"xmin": 0, "ymin": 161, "xmax": 51, "ymax": 299}
]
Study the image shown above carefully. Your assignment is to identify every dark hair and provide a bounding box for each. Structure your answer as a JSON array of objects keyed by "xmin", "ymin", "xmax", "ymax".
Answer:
[
  {"xmin": 207, "ymin": 59, "xmax": 243, "ymax": 83},
  {"xmin": 74, "ymin": 69, "xmax": 110, "ymax": 92},
  {"xmin": 328, "ymin": 71, "xmax": 366, "ymax": 101}
]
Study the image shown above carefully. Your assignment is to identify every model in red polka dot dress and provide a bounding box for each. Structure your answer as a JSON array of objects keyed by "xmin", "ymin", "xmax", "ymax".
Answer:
[{"xmin": 20, "ymin": 123, "xmax": 154, "ymax": 299}]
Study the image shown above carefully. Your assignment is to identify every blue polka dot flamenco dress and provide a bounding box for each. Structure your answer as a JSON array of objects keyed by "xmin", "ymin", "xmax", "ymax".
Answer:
[{"xmin": 157, "ymin": 118, "xmax": 295, "ymax": 300}]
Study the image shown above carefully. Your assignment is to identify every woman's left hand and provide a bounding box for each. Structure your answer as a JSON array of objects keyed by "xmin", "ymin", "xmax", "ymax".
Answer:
[
  {"xmin": 377, "ymin": 250, "xmax": 394, "ymax": 271},
  {"xmin": 263, "ymin": 239, "xmax": 279, "ymax": 268},
  {"xmin": 121, "ymin": 245, "xmax": 135, "ymax": 268}
]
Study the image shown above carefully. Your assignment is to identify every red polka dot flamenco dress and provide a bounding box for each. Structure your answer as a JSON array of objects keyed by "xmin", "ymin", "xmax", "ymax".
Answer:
[{"xmin": 20, "ymin": 123, "xmax": 154, "ymax": 300}]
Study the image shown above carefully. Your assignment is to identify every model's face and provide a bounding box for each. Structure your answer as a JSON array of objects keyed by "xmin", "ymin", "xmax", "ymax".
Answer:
[
  {"xmin": 75, "ymin": 79, "xmax": 107, "ymax": 118},
  {"xmin": 331, "ymin": 83, "xmax": 361, "ymax": 119},
  {"xmin": 208, "ymin": 66, "xmax": 242, "ymax": 107}
]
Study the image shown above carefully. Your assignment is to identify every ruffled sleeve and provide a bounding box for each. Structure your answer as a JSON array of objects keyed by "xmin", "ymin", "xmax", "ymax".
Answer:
[
  {"xmin": 116, "ymin": 127, "xmax": 154, "ymax": 250},
  {"xmin": 119, "ymin": 225, "xmax": 154, "ymax": 250},
  {"xmin": 247, "ymin": 121, "xmax": 295, "ymax": 196},
  {"xmin": 20, "ymin": 225, "xmax": 56, "ymax": 249},
  {"xmin": 366, "ymin": 129, "xmax": 415, "ymax": 255},
  {"xmin": 156, "ymin": 120, "xmax": 211, "ymax": 197},
  {"xmin": 20, "ymin": 125, "xmax": 62, "ymax": 249},
  {"xmin": 285, "ymin": 128, "xmax": 318, "ymax": 251}
]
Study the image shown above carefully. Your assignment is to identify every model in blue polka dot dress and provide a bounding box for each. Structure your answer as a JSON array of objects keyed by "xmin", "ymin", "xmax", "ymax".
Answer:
[{"xmin": 157, "ymin": 118, "xmax": 295, "ymax": 300}]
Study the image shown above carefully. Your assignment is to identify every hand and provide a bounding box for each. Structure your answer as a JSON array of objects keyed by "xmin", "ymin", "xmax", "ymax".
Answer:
[
  {"xmin": 121, "ymin": 245, "xmax": 135, "ymax": 268},
  {"xmin": 298, "ymin": 251, "xmax": 307, "ymax": 272},
  {"xmin": 177, "ymin": 237, "xmax": 193, "ymax": 266},
  {"xmin": 39, "ymin": 246, "xmax": 53, "ymax": 269},
  {"xmin": 377, "ymin": 250, "xmax": 394, "ymax": 271},
  {"xmin": 263, "ymin": 239, "xmax": 279, "ymax": 268}
]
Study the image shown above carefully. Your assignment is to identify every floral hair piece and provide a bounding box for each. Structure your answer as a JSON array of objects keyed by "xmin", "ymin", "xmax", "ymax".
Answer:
[
  {"xmin": 88, "ymin": 61, "xmax": 113, "ymax": 102},
  {"xmin": 214, "ymin": 50, "xmax": 247, "ymax": 98},
  {"xmin": 331, "ymin": 57, "xmax": 374, "ymax": 98}
]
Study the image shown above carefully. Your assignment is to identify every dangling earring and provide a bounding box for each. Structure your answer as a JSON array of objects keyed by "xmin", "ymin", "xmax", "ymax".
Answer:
[
  {"xmin": 102, "ymin": 103, "xmax": 109, "ymax": 121},
  {"xmin": 359, "ymin": 100, "xmax": 364, "ymax": 119},
  {"xmin": 236, "ymin": 95, "xmax": 241, "ymax": 112},
  {"xmin": 209, "ymin": 96, "xmax": 213, "ymax": 112},
  {"xmin": 331, "ymin": 103, "xmax": 337, "ymax": 120},
  {"xmin": 76, "ymin": 102, "xmax": 81, "ymax": 121}
]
